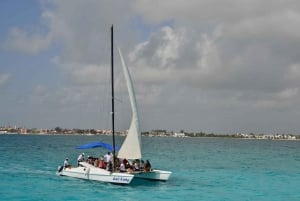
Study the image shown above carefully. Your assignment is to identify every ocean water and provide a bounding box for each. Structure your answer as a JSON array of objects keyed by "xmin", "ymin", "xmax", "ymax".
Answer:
[{"xmin": 0, "ymin": 134, "xmax": 300, "ymax": 201}]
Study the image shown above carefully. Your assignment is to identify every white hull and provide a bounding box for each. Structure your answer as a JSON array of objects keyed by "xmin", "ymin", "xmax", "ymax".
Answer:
[
  {"xmin": 133, "ymin": 170, "xmax": 172, "ymax": 181},
  {"xmin": 57, "ymin": 162, "xmax": 134, "ymax": 184}
]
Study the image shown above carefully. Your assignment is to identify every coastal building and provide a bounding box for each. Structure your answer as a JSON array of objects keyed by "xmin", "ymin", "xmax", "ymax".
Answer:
[
  {"xmin": 19, "ymin": 128, "xmax": 27, "ymax": 134},
  {"xmin": 173, "ymin": 132, "xmax": 186, "ymax": 137}
]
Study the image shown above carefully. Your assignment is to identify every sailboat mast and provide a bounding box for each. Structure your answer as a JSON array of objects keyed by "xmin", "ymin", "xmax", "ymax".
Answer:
[{"xmin": 111, "ymin": 25, "xmax": 116, "ymax": 169}]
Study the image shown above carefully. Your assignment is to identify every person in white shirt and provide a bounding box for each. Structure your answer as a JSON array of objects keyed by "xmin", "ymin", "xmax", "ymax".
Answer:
[
  {"xmin": 104, "ymin": 152, "xmax": 111, "ymax": 164},
  {"xmin": 64, "ymin": 158, "xmax": 71, "ymax": 168},
  {"xmin": 77, "ymin": 153, "xmax": 85, "ymax": 166},
  {"xmin": 119, "ymin": 162, "xmax": 126, "ymax": 172}
]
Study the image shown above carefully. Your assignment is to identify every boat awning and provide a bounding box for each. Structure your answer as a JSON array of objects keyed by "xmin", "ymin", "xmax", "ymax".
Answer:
[{"xmin": 76, "ymin": 141, "xmax": 120, "ymax": 151}]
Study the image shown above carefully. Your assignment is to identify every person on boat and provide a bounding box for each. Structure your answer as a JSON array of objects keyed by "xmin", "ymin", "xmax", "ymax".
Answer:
[
  {"xmin": 122, "ymin": 158, "xmax": 131, "ymax": 169},
  {"xmin": 133, "ymin": 159, "xmax": 140, "ymax": 171},
  {"xmin": 119, "ymin": 161, "xmax": 126, "ymax": 172},
  {"xmin": 127, "ymin": 165, "xmax": 134, "ymax": 174},
  {"xmin": 87, "ymin": 155, "xmax": 93, "ymax": 165},
  {"xmin": 106, "ymin": 161, "xmax": 113, "ymax": 172},
  {"xmin": 93, "ymin": 158, "xmax": 99, "ymax": 167},
  {"xmin": 77, "ymin": 153, "xmax": 85, "ymax": 166},
  {"xmin": 104, "ymin": 152, "xmax": 112, "ymax": 165},
  {"xmin": 144, "ymin": 160, "xmax": 152, "ymax": 172},
  {"xmin": 140, "ymin": 160, "xmax": 145, "ymax": 171},
  {"xmin": 64, "ymin": 158, "xmax": 71, "ymax": 169},
  {"xmin": 98, "ymin": 157, "xmax": 106, "ymax": 169}
]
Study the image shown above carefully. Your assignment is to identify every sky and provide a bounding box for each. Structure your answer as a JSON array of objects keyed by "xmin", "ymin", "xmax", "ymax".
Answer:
[{"xmin": 1, "ymin": 0, "xmax": 300, "ymax": 134}]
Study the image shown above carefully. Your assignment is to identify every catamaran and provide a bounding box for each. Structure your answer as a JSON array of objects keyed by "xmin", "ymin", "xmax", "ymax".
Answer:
[{"xmin": 57, "ymin": 25, "xmax": 172, "ymax": 184}]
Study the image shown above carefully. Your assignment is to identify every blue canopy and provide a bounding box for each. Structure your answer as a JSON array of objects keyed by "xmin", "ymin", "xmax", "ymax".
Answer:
[{"xmin": 76, "ymin": 141, "xmax": 120, "ymax": 151}]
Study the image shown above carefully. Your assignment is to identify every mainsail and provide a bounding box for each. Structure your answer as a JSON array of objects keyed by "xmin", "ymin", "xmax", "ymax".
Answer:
[{"xmin": 117, "ymin": 47, "xmax": 142, "ymax": 160}]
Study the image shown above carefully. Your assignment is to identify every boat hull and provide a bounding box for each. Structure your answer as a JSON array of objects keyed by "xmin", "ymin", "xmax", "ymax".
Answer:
[
  {"xmin": 133, "ymin": 170, "xmax": 172, "ymax": 181},
  {"xmin": 57, "ymin": 162, "xmax": 133, "ymax": 184}
]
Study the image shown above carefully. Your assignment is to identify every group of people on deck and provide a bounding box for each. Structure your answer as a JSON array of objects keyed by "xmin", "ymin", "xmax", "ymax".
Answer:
[{"xmin": 64, "ymin": 151, "xmax": 152, "ymax": 173}]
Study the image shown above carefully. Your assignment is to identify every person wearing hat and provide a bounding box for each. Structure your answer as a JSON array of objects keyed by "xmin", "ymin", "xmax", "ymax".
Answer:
[
  {"xmin": 77, "ymin": 153, "xmax": 85, "ymax": 166},
  {"xmin": 64, "ymin": 157, "xmax": 71, "ymax": 168}
]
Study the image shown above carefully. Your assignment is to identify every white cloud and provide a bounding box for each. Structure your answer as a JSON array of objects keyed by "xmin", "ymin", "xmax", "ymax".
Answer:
[
  {"xmin": 33, "ymin": 85, "xmax": 47, "ymax": 95},
  {"xmin": 195, "ymin": 29, "xmax": 222, "ymax": 77},
  {"xmin": 133, "ymin": 0, "xmax": 300, "ymax": 26},
  {"xmin": 154, "ymin": 27, "xmax": 186, "ymax": 67},
  {"xmin": 4, "ymin": 27, "xmax": 52, "ymax": 54},
  {"xmin": 227, "ymin": 10, "xmax": 300, "ymax": 40},
  {"xmin": 129, "ymin": 26, "xmax": 186, "ymax": 69},
  {"xmin": 60, "ymin": 63, "xmax": 109, "ymax": 86},
  {"xmin": 126, "ymin": 26, "xmax": 187, "ymax": 103},
  {"xmin": 0, "ymin": 73, "xmax": 11, "ymax": 88},
  {"xmin": 286, "ymin": 63, "xmax": 300, "ymax": 81}
]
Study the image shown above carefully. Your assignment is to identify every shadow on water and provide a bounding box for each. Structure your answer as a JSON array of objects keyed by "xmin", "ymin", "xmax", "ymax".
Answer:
[{"xmin": 129, "ymin": 178, "xmax": 168, "ymax": 187}]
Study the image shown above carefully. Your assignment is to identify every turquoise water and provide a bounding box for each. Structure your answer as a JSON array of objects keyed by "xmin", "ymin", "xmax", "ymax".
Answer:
[{"xmin": 0, "ymin": 134, "xmax": 300, "ymax": 201}]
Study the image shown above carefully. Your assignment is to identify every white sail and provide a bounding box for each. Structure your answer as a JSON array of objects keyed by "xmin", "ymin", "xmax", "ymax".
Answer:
[{"xmin": 117, "ymin": 47, "xmax": 142, "ymax": 160}]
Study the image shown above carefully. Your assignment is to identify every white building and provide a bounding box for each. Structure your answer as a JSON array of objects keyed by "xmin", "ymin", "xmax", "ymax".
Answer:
[{"xmin": 174, "ymin": 132, "xmax": 186, "ymax": 137}]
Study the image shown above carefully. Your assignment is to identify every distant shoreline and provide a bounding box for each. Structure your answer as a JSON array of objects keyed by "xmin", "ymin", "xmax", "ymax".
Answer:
[{"xmin": 1, "ymin": 132, "xmax": 300, "ymax": 141}]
